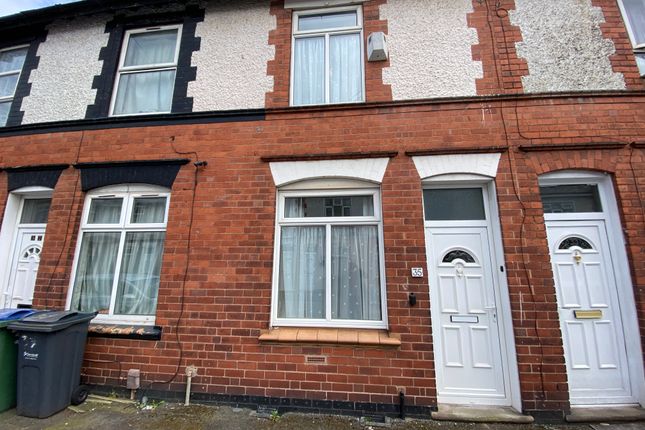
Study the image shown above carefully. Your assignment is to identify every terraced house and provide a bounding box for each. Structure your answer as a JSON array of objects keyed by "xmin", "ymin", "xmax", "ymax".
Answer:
[{"xmin": 0, "ymin": 0, "xmax": 643, "ymax": 422}]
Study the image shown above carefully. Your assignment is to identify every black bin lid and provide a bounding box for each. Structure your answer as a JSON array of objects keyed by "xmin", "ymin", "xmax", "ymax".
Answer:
[{"xmin": 8, "ymin": 310, "xmax": 97, "ymax": 333}]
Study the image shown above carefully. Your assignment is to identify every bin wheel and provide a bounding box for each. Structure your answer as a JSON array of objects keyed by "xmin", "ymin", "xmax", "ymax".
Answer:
[{"xmin": 71, "ymin": 385, "xmax": 89, "ymax": 405}]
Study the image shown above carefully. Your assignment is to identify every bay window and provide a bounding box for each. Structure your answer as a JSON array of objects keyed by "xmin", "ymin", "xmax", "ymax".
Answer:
[
  {"xmin": 291, "ymin": 7, "xmax": 364, "ymax": 106},
  {"xmin": 69, "ymin": 185, "xmax": 169, "ymax": 324},
  {"xmin": 111, "ymin": 25, "xmax": 181, "ymax": 116},
  {"xmin": 272, "ymin": 186, "xmax": 386, "ymax": 328}
]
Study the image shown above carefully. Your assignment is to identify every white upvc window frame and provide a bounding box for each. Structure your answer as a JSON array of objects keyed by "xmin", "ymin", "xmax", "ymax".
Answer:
[
  {"xmin": 289, "ymin": 5, "xmax": 365, "ymax": 106},
  {"xmin": 271, "ymin": 186, "xmax": 388, "ymax": 329},
  {"xmin": 0, "ymin": 45, "xmax": 29, "ymax": 127},
  {"xmin": 617, "ymin": 0, "xmax": 645, "ymax": 76},
  {"xmin": 109, "ymin": 24, "xmax": 182, "ymax": 117},
  {"xmin": 66, "ymin": 184, "xmax": 171, "ymax": 325}
]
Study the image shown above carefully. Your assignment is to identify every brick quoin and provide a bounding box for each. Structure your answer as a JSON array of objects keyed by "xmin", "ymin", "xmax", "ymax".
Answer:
[
  {"xmin": 592, "ymin": 0, "xmax": 645, "ymax": 90},
  {"xmin": 1, "ymin": 93, "xmax": 642, "ymax": 414},
  {"xmin": 469, "ymin": 0, "xmax": 528, "ymax": 95}
]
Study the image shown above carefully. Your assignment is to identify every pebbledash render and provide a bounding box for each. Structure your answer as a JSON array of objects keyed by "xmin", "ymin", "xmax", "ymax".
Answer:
[{"xmin": 0, "ymin": 0, "xmax": 643, "ymax": 421}]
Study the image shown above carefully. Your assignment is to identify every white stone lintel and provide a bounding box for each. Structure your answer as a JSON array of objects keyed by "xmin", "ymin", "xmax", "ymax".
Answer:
[
  {"xmin": 412, "ymin": 153, "xmax": 502, "ymax": 180},
  {"xmin": 269, "ymin": 157, "xmax": 390, "ymax": 186}
]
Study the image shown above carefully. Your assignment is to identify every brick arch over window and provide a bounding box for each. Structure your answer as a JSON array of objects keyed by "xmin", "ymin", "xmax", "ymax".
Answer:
[{"xmin": 522, "ymin": 149, "xmax": 621, "ymax": 177}]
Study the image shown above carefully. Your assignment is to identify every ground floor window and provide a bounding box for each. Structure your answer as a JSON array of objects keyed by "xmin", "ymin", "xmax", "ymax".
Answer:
[
  {"xmin": 68, "ymin": 185, "xmax": 169, "ymax": 324},
  {"xmin": 272, "ymin": 185, "xmax": 386, "ymax": 328}
]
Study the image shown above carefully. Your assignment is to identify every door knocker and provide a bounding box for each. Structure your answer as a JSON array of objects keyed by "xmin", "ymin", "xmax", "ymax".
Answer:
[{"xmin": 573, "ymin": 250, "xmax": 582, "ymax": 265}]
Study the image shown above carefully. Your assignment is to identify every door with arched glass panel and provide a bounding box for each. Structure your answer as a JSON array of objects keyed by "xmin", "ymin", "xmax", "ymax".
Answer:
[
  {"xmin": 424, "ymin": 186, "xmax": 509, "ymax": 405},
  {"xmin": 541, "ymin": 182, "xmax": 634, "ymax": 405}
]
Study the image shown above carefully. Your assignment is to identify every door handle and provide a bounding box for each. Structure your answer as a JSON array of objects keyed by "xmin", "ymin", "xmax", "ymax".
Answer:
[{"xmin": 484, "ymin": 306, "xmax": 497, "ymax": 322}]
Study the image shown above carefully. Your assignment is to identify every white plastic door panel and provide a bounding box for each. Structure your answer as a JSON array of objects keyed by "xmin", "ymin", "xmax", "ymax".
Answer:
[
  {"xmin": 5, "ymin": 229, "xmax": 44, "ymax": 308},
  {"xmin": 546, "ymin": 221, "xmax": 633, "ymax": 405},
  {"xmin": 427, "ymin": 226, "xmax": 508, "ymax": 405}
]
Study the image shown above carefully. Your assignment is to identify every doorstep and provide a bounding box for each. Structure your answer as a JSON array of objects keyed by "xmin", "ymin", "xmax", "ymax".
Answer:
[
  {"xmin": 431, "ymin": 404, "xmax": 534, "ymax": 423},
  {"xmin": 566, "ymin": 406, "xmax": 645, "ymax": 423}
]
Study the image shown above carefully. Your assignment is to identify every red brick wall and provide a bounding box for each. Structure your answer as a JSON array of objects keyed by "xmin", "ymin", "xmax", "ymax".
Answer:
[
  {"xmin": 1, "ymin": 93, "xmax": 642, "ymax": 413},
  {"xmin": 592, "ymin": 0, "xmax": 645, "ymax": 90},
  {"xmin": 469, "ymin": 0, "xmax": 528, "ymax": 95}
]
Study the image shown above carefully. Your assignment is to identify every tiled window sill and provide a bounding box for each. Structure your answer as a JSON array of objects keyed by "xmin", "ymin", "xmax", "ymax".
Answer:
[{"xmin": 258, "ymin": 327, "xmax": 401, "ymax": 347}]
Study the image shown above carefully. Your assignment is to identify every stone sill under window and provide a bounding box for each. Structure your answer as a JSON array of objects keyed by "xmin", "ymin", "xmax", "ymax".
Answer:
[
  {"xmin": 258, "ymin": 327, "xmax": 401, "ymax": 347},
  {"xmin": 88, "ymin": 323, "xmax": 162, "ymax": 341}
]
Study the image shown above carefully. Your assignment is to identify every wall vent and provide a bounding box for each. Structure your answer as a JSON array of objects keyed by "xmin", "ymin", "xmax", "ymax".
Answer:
[{"xmin": 305, "ymin": 355, "xmax": 327, "ymax": 364}]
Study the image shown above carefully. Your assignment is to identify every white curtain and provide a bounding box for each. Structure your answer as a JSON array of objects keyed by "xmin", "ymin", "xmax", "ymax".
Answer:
[
  {"xmin": 293, "ymin": 37, "xmax": 325, "ymax": 105},
  {"xmin": 88, "ymin": 198, "xmax": 123, "ymax": 224},
  {"xmin": 331, "ymin": 225, "xmax": 381, "ymax": 320},
  {"xmin": 284, "ymin": 197, "xmax": 305, "ymax": 217},
  {"xmin": 131, "ymin": 197, "xmax": 166, "ymax": 223},
  {"xmin": 114, "ymin": 30, "xmax": 177, "ymax": 115},
  {"xmin": 113, "ymin": 70, "xmax": 174, "ymax": 115},
  {"xmin": 124, "ymin": 30, "xmax": 177, "ymax": 66},
  {"xmin": 330, "ymin": 33, "xmax": 362, "ymax": 103},
  {"xmin": 278, "ymin": 226, "xmax": 325, "ymax": 318},
  {"xmin": 71, "ymin": 232, "xmax": 120, "ymax": 313},
  {"xmin": 114, "ymin": 232, "xmax": 165, "ymax": 315}
]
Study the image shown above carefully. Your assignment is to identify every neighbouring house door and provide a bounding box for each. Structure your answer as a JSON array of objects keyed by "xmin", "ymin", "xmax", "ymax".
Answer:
[
  {"xmin": 545, "ymin": 221, "xmax": 634, "ymax": 405},
  {"xmin": 2, "ymin": 197, "xmax": 50, "ymax": 309},
  {"xmin": 424, "ymin": 186, "xmax": 510, "ymax": 406}
]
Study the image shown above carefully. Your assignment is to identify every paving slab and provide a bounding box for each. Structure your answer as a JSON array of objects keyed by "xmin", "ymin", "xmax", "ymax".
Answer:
[
  {"xmin": 0, "ymin": 401, "xmax": 595, "ymax": 430},
  {"xmin": 567, "ymin": 407, "xmax": 645, "ymax": 423},
  {"xmin": 431, "ymin": 405, "xmax": 534, "ymax": 423}
]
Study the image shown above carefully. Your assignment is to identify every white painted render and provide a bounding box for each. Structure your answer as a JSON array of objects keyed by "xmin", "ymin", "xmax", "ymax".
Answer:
[
  {"xmin": 379, "ymin": 0, "xmax": 482, "ymax": 100},
  {"xmin": 21, "ymin": 16, "xmax": 109, "ymax": 124},
  {"xmin": 411, "ymin": 153, "xmax": 502, "ymax": 180},
  {"xmin": 510, "ymin": 0, "xmax": 625, "ymax": 92},
  {"xmin": 269, "ymin": 158, "xmax": 390, "ymax": 186},
  {"xmin": 188, "ymin": 0, "xmax": 275, "ymax": 111}
]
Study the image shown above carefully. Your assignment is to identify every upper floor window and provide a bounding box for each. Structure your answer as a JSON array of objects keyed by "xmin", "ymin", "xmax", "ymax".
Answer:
[
  {"xmin": 0, "ymin": 46, "xmax": 28, "ymax": 126},
  {"xmin": 291, "ymin": 7, "xmax": 364, "ymax": 106},
  {"xmin": 272, "ymin": 185, "xmax": 386, "ymax": 328},
  {"xmin": 111, "ymin": 25, "xmax": 182, "ymax": 116},
  {"xmin": 618, "ymin": 0, "xmax": 645, "ymax": 76},
  {"xmin": 68, "ymin": 185, "xmax": 170, "ymax": 324}
]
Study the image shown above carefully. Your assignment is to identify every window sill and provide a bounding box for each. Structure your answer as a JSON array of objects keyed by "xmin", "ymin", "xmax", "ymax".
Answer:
[
  {"xmin": 258, "ymin": 327, "xmax": 400, "ymax": 347},
  {"xmin": 88, "ymin": 323, "xmax": 162, "ymax": 341}
]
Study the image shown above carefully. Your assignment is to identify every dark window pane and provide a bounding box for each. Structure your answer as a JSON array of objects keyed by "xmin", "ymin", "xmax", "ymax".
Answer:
[
  {"xmin": 285, "ymin": 195, "xmax": 374, "ymax": 217},
  {"xmin": 540, "ymin": 185, "xmax": 602, "ymax": 213},
  {"xmin": 20, "ymin": 198, "xmax": 51, "ymax": 224},
  {"xmin": 423, "ymin": 188, "xmax": 486, "ymax": 221}
]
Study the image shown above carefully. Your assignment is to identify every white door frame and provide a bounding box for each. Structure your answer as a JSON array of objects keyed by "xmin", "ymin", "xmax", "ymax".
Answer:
[
  {"xmin": 539, "ymin": 170, "xmax": 645, "ymax": 407},
  {"xmin": 0, "ymin": 186, "xmax": 53, "ymax": 309},
  {"xmin": 423, "ymin": 174, "xmax": 522, "ymax": 412}
]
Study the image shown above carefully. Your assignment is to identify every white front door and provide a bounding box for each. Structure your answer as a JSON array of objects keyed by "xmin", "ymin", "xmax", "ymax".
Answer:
[
  {"xmin": 2, "ymin": 196, "xmax": 51, "ymax": 309},
  {"xmin": 423, "ymin": 186, "xmax": 510, "ymax": 406},
  {"xmin": 546, "ymin": 221, "xmax": 634, "ymax": 405},
  {"xmin": 426, "ymin": 227, "xmax": 507, "ymax": 404},
  {"xmin": 5, "ymin": 229, "xmax": 44, "ymax": 308}
]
